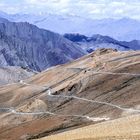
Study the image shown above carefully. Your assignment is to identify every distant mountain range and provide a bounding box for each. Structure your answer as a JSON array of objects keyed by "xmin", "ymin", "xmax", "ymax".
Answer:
[
  {"xmin": 0, "ymin": 17, "xmax": 85, "ymax": 71},
  {"xmin": 0, "ymin": 14, "xmax": 140, "ymax": 72},
  {"xmin": 64, "ymin": 33, "xmax": 140, "ymax": 53},
  {"xmin": 1, "ymin": 11, "xmax": 140, "ymax": 41}
]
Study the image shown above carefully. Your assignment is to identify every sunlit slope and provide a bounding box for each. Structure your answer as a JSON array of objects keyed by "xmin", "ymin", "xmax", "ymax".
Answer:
[
  {"xmin": 0, "ymin": 49, "xmax": 140, "ymax": 140},
  {"xmin": 39, "ymin": 114, "xmax": 140, "ymax": 140}
]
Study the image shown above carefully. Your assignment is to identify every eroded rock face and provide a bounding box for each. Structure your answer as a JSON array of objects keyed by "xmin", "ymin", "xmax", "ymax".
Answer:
[{"xmin": 0, "ymin": 19, "xmax": 85, "ymax": 71}]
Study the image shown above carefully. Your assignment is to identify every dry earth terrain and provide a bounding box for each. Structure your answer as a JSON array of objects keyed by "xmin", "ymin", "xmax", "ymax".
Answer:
[
  {"xmin": 0, "ymin": 49, "xmax": 139, "ymax": 140},
  {"xmin": 39, "ymin": 114, "xmax": 140, "ymax": 140}
]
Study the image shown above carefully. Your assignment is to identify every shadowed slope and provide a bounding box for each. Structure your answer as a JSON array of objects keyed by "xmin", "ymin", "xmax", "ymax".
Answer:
[{"xmin": 0, "ymin": 18, "xmax": 85, "ymax": 71}]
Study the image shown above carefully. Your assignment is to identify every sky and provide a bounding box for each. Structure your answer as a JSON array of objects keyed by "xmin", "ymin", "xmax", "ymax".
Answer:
[{"xmin": 0, "ymin": 0, "xmax": 140, "ymax": 19}]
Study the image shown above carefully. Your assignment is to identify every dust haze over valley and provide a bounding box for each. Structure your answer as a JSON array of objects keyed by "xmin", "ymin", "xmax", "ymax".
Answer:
[{"xmin": 0, "ymin": 0, "xmax": 140, "ymax": 140}]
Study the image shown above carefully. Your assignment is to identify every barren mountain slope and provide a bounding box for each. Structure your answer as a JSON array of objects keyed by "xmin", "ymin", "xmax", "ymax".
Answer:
[
  {"xmin": 0, "ymin": 18, "xmax": 85, "ymax": 71},
  {"xmin": 0, "ymin": 49, "xmax": 140, "ymax": 140},
  {"xmin": 0, "ymin": 66, "xmax": 35, "ymax": 86}
]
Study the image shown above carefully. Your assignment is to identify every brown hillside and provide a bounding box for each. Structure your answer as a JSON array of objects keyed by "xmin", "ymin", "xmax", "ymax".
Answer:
[{"xmin": 0, "ymin": 49, "xmax": 139, "ymax": 140}]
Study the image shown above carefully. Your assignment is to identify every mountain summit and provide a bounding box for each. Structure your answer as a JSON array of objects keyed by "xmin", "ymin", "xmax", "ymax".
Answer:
[{"xmin": 0, "ymin": 18, "xmax": 85, "ymax": 71}]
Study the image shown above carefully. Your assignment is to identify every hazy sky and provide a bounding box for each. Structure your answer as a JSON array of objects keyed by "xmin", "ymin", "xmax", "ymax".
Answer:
[{"xmin": 0, "ymin": 0, "xmax": 140, "ymax": 19}]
